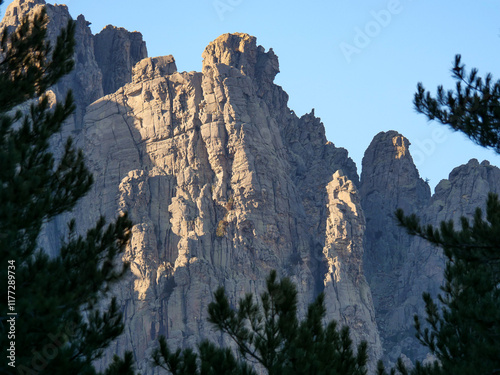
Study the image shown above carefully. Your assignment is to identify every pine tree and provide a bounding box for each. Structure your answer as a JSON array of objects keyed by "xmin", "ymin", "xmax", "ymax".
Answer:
[
  {"xmin": 153, "ymin": 270, "xmax": 368, "ymax": 375},
  {"xmin": 0, "ymin": 2, "xmax": 135, "ymax": 374},
  {"xmin": 414, "ymin": 54, "xmax": 500, "ymax": 153},
  {"xmin": 378, "ymin": 56, "xmax": 500, "ymax": 375}
]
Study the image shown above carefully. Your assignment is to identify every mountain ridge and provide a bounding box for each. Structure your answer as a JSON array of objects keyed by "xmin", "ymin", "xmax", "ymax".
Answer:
[{"xmin": 2, "ymin": 1, "xmax": 499, "ymax": 372}]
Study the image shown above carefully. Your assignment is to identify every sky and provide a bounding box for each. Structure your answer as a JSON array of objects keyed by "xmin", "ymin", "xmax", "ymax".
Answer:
[{"xmin": 2, "ymin": 0, "xmax": 499, "ymax": 192}]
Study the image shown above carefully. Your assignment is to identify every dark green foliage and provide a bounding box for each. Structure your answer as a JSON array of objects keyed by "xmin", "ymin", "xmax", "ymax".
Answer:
[
  {"xmin": 102, "ymin": 352, "xmax": 137, "ymax": 375},
  {"xmin": 0, "ymin": 5, "xmax": 75, "ymax": 112},
  {"xmin": 0, "ymin": 5, "xmax": 87, "ymax": 260},
  {"xmin": 414, "ymin": 54, "xmax": 500, "ymax": 153},
  {"xmin": 0, "ymin": 1, "xmax": 135, "ymax": 373},
  {"xmin": 392, "ymin": 195, "xmax": 500, "ymax": 375},
  {"xmin": 153, "ymin": 336, "xmax": 257, "ymax": 375},
  {"xmin": 153, "ymin": 270, "xmax": 368, "ymax": 375}
]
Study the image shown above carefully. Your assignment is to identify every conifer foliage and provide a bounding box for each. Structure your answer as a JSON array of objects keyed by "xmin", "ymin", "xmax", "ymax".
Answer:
[
  {"xmin": 414, "ymin": 54, "xmax": 500, "ymax": 153},
  {"xmin": 153, "ymin": 270, "xmax": 368, "ymax": 375},
  {"xmin": 0, "ymin": 1, "xmax": 134, "ymax": 374}
]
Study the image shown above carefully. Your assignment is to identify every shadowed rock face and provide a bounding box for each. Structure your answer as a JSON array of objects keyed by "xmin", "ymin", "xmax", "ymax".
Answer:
[
  {"xmin": 94, "ymin": 25, "xmax": 147, "ymax": 96},
  {"xmin": 360, "ymin": 131, "xmax": 500, "ymax": 365},
  {"xmin": 0, "ymin": 0, "xmax": 104, "ymax": 127},
  {"xmin": 360, "ymin": 131, "xmax": 432, "ymax": 364},
  {"xmin": 1, "ymin": 0, "xmax": 147, "ymax": 127}
]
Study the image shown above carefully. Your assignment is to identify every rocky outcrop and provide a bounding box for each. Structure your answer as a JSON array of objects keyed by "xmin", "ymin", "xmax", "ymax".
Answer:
[
  {"xmin": 0, "ymin": 0, "xmax": 146, "ymax": 128},
  {"xmin": 68, "ymin": 32, "xmax": 382, "ymax": 373},
  {"xmin": 428, "ymin": 159, "xmax": 500, "ymax": 223},
  {"xmin": 58, "ymin": 13, "xmax": 103, "ymax": 127},
  {"xmin": 322, "ymin": 171, "xmax": 378, "ymax": 348},
  {"xmin": 360, "ymin": 131, "xmax": 431, "ymax": 363},
  {"xmin": 360, "ymin": 131, "xmax": 500, "ymax": 365},
  {"xmin": 1, "ymin": 1, "xmax": 103, "ymax": 127},
  {"xmin": 94, "ymin": 25, "xmax": 147, "ymax": 96}
]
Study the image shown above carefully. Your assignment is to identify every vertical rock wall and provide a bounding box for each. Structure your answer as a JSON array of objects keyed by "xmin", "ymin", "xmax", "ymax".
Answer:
[
  {"xmin": 360, "ymin": 131, "xmax": 500, "ymax": 365},
  {"xmin": 74, "ymin": 33, "xmax": 381, "ymax": 373},
  {"xmin": 94, "ymin": 25, "xmax": 148, "ymax": 96}
]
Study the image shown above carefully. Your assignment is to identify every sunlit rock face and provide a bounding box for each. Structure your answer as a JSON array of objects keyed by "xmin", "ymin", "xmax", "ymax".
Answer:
[
  {"xmin": 79, "ymin": 32, "xmax": 381, "ymax": 373},
  {"xmin": 2, "ymin": 3, "xmax": 382, "ymax": 371},
  {"xmin": 7, "ymin": 1, "xmax": 499, "ymax": 372},
  {"xmin": 360, "ymin": 131, "xmax": 500, "ymax": 365}
]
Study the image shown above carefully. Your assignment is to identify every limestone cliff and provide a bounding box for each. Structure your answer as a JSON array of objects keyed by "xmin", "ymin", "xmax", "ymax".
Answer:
[{"xmin": 360, "ymin": 131, "xmax": 500, "ymax": 365}]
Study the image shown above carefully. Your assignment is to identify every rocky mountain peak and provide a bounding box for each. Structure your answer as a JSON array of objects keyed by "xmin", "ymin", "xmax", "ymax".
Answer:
[
  {"xmin": 359, "ymin": 131, "xmax": 500, "ymax": 365},
  {"xmin": 6, "ymin": 0, "xmax": 500, "ymax": 371},
  {"xmin": 202, "ymin": 32, "xmax": 279, "ymax": 83},
  {"xmin": 1, "ymin": 0, "xmax": 148, "ymax": 126},
  {"xmin": 360, "ymin": 130, "xmax": 432, "ymax": 364},
  {"xmin": 361, "ymin": 130, "xmax": 430, "ymax": 211},
  {"xmin": 94, "ymin": 24, "xmax": 148, "ymax": 95},
  {"xmin": 131, "ymin": 55, "xmax": 177, "ymax": 83},
  {"xmin": 430, "ymin": 158, "xmax": 500, "ymax": 224},
  {"xmin": 1, "ymin": 0, "xmax": 45, "ymax": 30},
  {"xmin": 364, "ymin": 130, "xmax": 411, "ymax": 166},
  {"xmin": 56, "ymin": 28, "xmax": 380, "ymax": 372}
]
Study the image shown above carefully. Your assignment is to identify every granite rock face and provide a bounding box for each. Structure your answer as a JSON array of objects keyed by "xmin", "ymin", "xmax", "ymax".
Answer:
[
  {"xmin": 1, "ymin": 0, "xmax": 103, "ymax": 127},
  {"xmin": 0, "ymin": 0, "xmax": 146, "ymax": 128},
  {"xmin": 1, "ymin": 6, "xmax": 383, "ymax": 370},
  {"xmin": 72, "ymin": 32, "xmax": 381, "ymax": 373},
  {"xmin": 360, "ymin": 131, "xmax": 431, "ymax": 363},
  {"xmin": 360, "ymin": 131, "xmax": 500, "ymax": 365},
  {"xmin": 429, "ymin": 158, "xmax": 500, "ymax": 223},
  {"xmin": 94, "ymin": 25, "xmax": 148, "ymax": 96}
]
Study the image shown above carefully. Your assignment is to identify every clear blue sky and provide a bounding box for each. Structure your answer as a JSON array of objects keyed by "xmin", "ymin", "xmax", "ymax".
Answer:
[{"xmin": 3, "ymin": 0, "xmax": 499, "ymax": 191}]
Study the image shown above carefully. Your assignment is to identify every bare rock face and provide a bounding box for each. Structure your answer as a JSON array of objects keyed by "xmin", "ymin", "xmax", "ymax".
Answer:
[
  {"xmin": 131, "ymin": 55, "xmax": 177, "ymax": 83},
  {"xmin": 69, "ymin": 32, "xmax": 382, "ymax": 373},
  {"xmin": 360, "ymin": 131, "xmax": 500, "ymax": 365},
  {"xmin": 360, "ymin": 131, "xmax": 431, "ymax": 363},
  {"xmin": 322, "ymin": 171, "xmax": 377, "ymax": 348},
  {"xmin": 0, "ymin": 0, "xmax": 104, "ymax": 127},
  {"xmin": 94, "ymin": 25, "xmax": 148, "ymax": 96},
  {"xmin": 0, "ymin": 0, "xmax": 147, "ymax": 128},
  {"xmin": 0, "ymin": 0, "xmax": 45, "ymax": 32},
  {"xmin": 429, "ymin": 159, "xmax": 500, "ymax": 223},
  {"xmin": 60, "ymin": 13, "xmax": 104, "ymax": 127}
]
